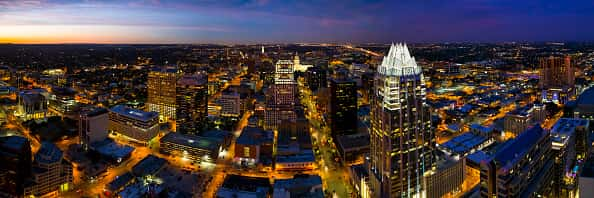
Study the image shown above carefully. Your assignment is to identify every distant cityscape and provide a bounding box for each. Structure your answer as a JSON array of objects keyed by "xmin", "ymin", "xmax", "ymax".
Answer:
[{"xmin": 0, "ymin": 41, "xmax": 593, "ymax": 198}]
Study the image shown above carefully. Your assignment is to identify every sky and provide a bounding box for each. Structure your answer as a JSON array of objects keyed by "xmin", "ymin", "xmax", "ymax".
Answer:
[{"xmin": 1, "ymin": 0, "xmax": 593, "ymax": 44}]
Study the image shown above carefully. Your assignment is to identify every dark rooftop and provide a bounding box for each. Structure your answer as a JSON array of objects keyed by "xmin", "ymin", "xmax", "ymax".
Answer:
[{"xmin": 132, "ymin": 155, "xmax": 167, "ymax": 176}]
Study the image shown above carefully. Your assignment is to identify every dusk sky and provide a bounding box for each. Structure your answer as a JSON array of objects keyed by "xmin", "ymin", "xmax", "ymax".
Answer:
[{"xmin": 1, "ymin": 0, "xmax": 593, "ymax": 44}]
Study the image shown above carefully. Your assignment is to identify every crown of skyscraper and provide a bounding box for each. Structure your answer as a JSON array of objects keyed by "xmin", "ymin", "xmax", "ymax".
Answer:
[{"xmin": 377, "ymin": 43, "xmax": 421, "ymax": 77}]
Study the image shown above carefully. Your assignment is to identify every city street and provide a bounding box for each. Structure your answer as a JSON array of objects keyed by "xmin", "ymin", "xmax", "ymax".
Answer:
[{"xmin": 298, "ymin": 79, "xmax": 354, "ymax": 197}]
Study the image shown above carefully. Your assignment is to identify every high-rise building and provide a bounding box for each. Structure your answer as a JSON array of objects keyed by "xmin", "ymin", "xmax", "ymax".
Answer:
[
  {"xmin": 264, "ymin": 59, "xmax": 297, "ymax": 131},
  {"xmin": 24, "ymin": 142, "xmax": 73, "ymax": 197},
  {"xmin": 480, "ymin": 125, "xmax": 553, "ymax": 197},
  {"xmin": 147, "ymin": 67, "xmax": 178, "ymax": 122},
  {"xmin": 0, "ymin": 136, "xmax": 31, "ymax": 197},
  {"xmin": 306, "ymin": 66, "xmax": 327, "ymax": 92},
  {"xmin": 176, "ymin": 74, "xmax": 207, "ymax": 134},
  {"xmin": 79, "ymin": 107, "xmax": 109, "ymax": 150},
  {"xmin": 539, "ymin": 56, "xmax": 574, "ymax": 104},
  {"xmin": 329, "ymin": 77, "xmax": 358, "ymax": 136},
  {"xmin": 550, "ymin": 118, "xmax": 589, "ymax": 197},
  {"xmin": 368, "ymin": 43, "xmax": 435, "ymax": 197}
]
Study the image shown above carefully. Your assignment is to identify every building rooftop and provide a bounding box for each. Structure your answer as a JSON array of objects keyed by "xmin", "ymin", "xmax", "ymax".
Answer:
[
  {"xmin": 219, "ymin": 174, "xmax": 271, "ymax": 194},
  {"xmin": 132, "ymin": 155, "xmax": 167, "ymax": 176},
  {"xmin": 236, "ymin": 127, "xmax": 273, "ymax": 146},
  {"xmin": 177, "ymin": 74, "xmax": 206, "ymax": 86},
  {"xmin": 276, "ymin": 150, "xmax": 315, "ymax": 163},
  {"xmin": 493, "ymin": 125, "xmax": 547, "ymax": 170},
  {"xmin": 439, "ymin": 132, "xmax": 490, "ymax": 156},
  {"xmin": 110, "ymin": 105, "xmax": 158, "ymax": 122},
  {"xmin": 35, "ymin": 142, "xmax": 63, "ymax": 164},
  {"xmin": 577, "ymin": 86, "xmax": 594, "ymax": 107},
  {"xmin": 273, "ymin": 174, "xmax": 323, "ymax": 198},
  {"xmin": 107, "ymin": 172, "xmax": 134, "ymax": 192},
  {"xmin": 551, "ymin": 118, "xmax": 589, "ymax": 149},
  {"xmin": 0, "ymin": 135, "xmax": 30, "ymax": 152},
  {"xmin": 336, "ymin": 133, "xmax": 370, "ymax": 150},
  {"xmin": 81, "ymin": 106, "xmax": 109, "ymax": 117},
  {"xmin": 91, "ymin": 139, "xmax": 134, "ymax": 160},
  {"xmin": 160, "ymin": 132, "xmax": 221, "ymax": 152}
]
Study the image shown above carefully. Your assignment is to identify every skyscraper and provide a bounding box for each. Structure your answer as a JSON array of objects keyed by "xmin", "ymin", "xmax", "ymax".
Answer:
[
  {"xmin": 147, "ymin": 67, "xmax": 178, "ymax": 122},
  {"xmin": 305, "ymin": 66, "xmax": 327, "ymax": 92},
  {"xmin": 539, "ymin": 56, "xmax": 574, "ymax": 104},
  {"xmin": 264, "ymin": 59, "xmax": 297, "ymax": 131},
  {"xmin": 176, "ymin": 74, "xmax": 208, "ymax": 135},
  {"xmin": 329, "ymin": 77, "xmax": 357, "ymax": 136},
  {"xmin": 369, "ymin": 43, "xmax": 435, "ymax": 197}
]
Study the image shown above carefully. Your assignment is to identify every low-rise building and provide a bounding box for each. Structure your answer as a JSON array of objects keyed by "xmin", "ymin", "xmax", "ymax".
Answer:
[
  {"xmin": 159, "ymin": 132, "xmax": 222, "ymax": 163},
  {"xmin": 504, "ymin": 103, "xmax": 546, "ymax": 135},
  {"xmin": 216, "ymin": 174, "xmax": 271, "ymax": 198},
  {"xmin": 273, "ymin": 174, "xmax": 323, "ymax": 198},
  {"xmin": 108, "ymin": 105, "xmax": 159, "ymax": 143},
  {"xmin": 275, "ymin": 150, "xmax": 316, "ymax": 171},
  {"xmin": 234, "ymin": 127, "xmax": 274, "ymax": 166},
  {"xmin": 335, "ymin": 133, "xmax": 370, "ymax": 163}
]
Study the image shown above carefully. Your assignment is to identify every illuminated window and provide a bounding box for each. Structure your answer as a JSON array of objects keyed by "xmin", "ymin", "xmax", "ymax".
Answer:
[{"xmin": 243, "ymin": 147, "xmax": 250, "ymax": 157}]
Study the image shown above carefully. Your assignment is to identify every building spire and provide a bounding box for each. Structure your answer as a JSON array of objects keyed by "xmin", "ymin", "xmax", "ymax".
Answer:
[{"xmin": 378, "ymin": 42, "xmax": 420, "ymax": 77}]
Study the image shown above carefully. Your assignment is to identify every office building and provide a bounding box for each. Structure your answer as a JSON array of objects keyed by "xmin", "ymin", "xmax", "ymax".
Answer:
[
  {"xmin": 16, "ymin": 89, "xmax": 48, "ymax": 120},
  {"xmin": 79, "ymin": 107, "xmax": 109, "ymax": 150},
  {"xmin": 265, "ymin": 59, "xmax": 297, "ymax": 130},
  {"xmin": 504, "ymin": 103, "xmax": 546, "ymax": 135},
  {"xmin": 176, "ymin": 74, "xmax": 207, "ymax": 134},
  {"xmin": 550, "ymin": 118, "xmax": 590, "ymax": 197},
  {"xmin": 24, "ymin": 142, "xmax": 73, "ymax": 197},
  {"xmin": 0, "ymin": 136, "xmax": 32, "ymax": 197},
  {"xmin": 330, "ymin": 77, "xmax": 358, "ymax": 136},
  {"xmin": 305, "ymin": 66, "xmax": 327, "ymax": 92},
  {"xmin": 480, "ymin": 125, "xmax": 553, "ymax": 197},
  {"xmin": 423, "ymin": 153, "xmax": 465, "ymax": 198},
  {"xmin": 220, "ymin": 90, "xmax": 241, "ymax": 117},
  {"xmin": 574, "ymin": 86, "xmax": 594, "ymax": 120},
  {"xmin": 368, "ymin": 43, "xmax": 435, "ymax": 197},
  {"xmin": 47, "ymin": 87, "xmax": 78, "ymax": 116},
  {"xmin": 159, "ymin": 132, "xmax": 221, "ymax": 163},
  {"xmin": 539, "ymin": 56, "xmax": 574, "ymax": 104},
  {"xmin": 147, "ymin": 67, "xmax": 178, "ymax": 122},
  {"xmin": 108, "ymin": 105, "xmax": 159, "ymax": 143}
]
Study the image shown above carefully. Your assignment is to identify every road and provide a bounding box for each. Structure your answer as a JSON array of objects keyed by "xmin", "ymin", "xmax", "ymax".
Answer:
[{"xmin": 298, "ymin": 78, "xmax": 354, "ymax": 197}]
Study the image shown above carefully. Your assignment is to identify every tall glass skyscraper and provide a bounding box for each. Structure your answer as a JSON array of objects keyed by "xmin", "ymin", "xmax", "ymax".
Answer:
[{"xmin": 369, "ymin": 43, "xmax": 435, "ymax": 198}]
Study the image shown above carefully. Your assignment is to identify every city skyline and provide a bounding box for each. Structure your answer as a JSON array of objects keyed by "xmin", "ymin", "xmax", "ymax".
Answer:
[{"xmin": 2, "ymin": 0, "xmax": 594, "ymax": 44}]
